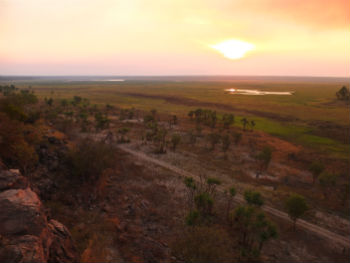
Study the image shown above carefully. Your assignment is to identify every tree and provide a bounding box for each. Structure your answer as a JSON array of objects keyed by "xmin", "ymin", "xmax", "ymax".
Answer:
[
  {"xmin": 172, "ymin": 114, "xmax": 178, "ymax": 125},
  {"xmin": 244, "ymin": 190, "xmax": 264, "ymax": 207},
  {"xmin": 318, "ymin": 172, "xmax": 337, "ymax": 199},
  {"xmin": 0, "ymin": 114, "xmax": 38, "ymax": 176},
  {"xmin": 72, "ymin": 96, "xmax": 82, "ymax": 106},
  {"xmin": 256, "ymin": 147, "xmax": 272, "ymax": 177},
  {"xmin": 150, "ymin": 108, "xmax": 157, "ymax": 118},
  {"xmin": 207, "ymin": 132, "xmax": 220, "ymax": 151},
  {"xmin": 209, "ymin": 110, "xmax": 217, "ymax": 128},
  {"xmin": 230, "ymin": 205, "xmax": 277, "ymax": 258},
  {"xmin": 94, "ymin": 111, "xmax": 110, "ymax": 131},
  {"xmin": 308, "ymin": 161, "xmax": 324, "ymax": 184},
  {"xmin": 184, "ymin": 177, "xmax": 197, "ymax": 210},
  {"xmin": 336, "ymin": 86, "xmax": 350, "ymax": 101},
  {"xmin": 226, "ymin": 187, "xmax": 236, "ymax": 220},
  {"xmin": 241, "ymin": 118, "xmax": 249, "ymax": 131},
  {"xmin": 341, "ymin": 182, "xmax": 350, "ymax": 207},
  {"xmin": 183, "ymin": 176, "xmax": 220, "ymax": 225},
  {"xmin": 0, "ymin": 89, "xmax": 38, "ymax": 122},
  {"xmin": 119, "ymin": 108, "xmax": 135, "ymax": 121},
  {"xmin": 232, "ymin": 132, "xmax": 242, "ymax": 145},
  {"xmin": 105, "ymin": 103, "xmax": 114, "ymax": 113},
  {"xmin": 78, "ymin": 110, "xmax": 90, "ymax": 132},
  {"xmin": 195, "ymin": 123, "xmax": 202, "ymax": 136},
  {"xmin": 45, "ymin": 97, "xmax": 54, "ymax": 106},
  {"xmin": 187, "ymin": 129, "xmax": 197, "ymax": 146},
  {"xmin": 206, "ymin": 177, "xmax": 221, "ymax": 197},
  {"xmin": 171, "ymin": 133, "xmax": 181, "ymax": 151},
  {"xmin": 61, "ymin": 99, "xmax": 68, "ymax": 107},
  {"xmin": 154, "ymin": 127, "xmax": 167, "ymax": 153},
  {"xmin": 285, "ymin": 193, "xmax": 308, "ymax": 230},
  {"xmin": 222, "ymin": 113, "xmax": 234, "ymax": 129},
  {"xmin": 194, "ymin": 192, "xmax": 214, "ymax": 219},
  {"xmin": 117, "ymin": 127, "xmax": 130, "ymax": 143},
  {"xmin": 188, "ymin": 110, "xmax": 194, "ymax": 120},
  {"xmin": 250, "ymin": 120, "xmax": 255, "ymax": 131},
  {"xmin": 221, "ymin": 133, "xmax": 231, "ymax": 154},
  {"xmin": 143, "ymin": 114, "xmax": 155, "ymax": 124}
]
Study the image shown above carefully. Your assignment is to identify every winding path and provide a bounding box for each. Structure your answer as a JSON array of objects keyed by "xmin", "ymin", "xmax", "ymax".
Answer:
[{"xmin": 117, "ymin": 144, "xmax": 350, "ymax": 249}]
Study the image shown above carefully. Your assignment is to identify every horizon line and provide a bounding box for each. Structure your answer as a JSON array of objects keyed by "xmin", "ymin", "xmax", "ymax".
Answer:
[{"xmin": 1, "ymin": 74, "xmax": 349, "ymax": 79}]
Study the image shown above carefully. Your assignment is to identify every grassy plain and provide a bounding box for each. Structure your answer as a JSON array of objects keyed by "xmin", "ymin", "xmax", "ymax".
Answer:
[{"xmin": 9, "ymin": 77, "xmax": 349, "ymax": 159}]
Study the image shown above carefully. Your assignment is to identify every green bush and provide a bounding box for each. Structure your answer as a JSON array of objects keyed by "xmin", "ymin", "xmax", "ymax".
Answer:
[{"xmin": 244, "ymin": 190, "xmax": 264, "ymax": 207}]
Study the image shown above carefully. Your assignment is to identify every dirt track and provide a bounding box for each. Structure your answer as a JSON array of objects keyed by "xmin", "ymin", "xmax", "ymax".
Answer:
[{"xmin": 117, "ymin": 144, "xmax": 350, "ymax": 249}]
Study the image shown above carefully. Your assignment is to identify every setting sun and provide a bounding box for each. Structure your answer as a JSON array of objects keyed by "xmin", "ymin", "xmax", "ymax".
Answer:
[{"xmin": 211, "ymin": 39, "xmax": 255, "ymax": 60}]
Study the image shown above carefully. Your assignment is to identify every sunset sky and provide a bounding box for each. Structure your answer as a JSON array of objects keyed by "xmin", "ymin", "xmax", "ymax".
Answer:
[{"xmin": 0, "ymin": 0, "xmax": 349, "ymax": 76}]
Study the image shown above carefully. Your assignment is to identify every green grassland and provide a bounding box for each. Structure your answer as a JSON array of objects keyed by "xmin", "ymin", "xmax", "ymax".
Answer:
[{"xmin": 6, "ymin": 77, "xmax": 350, "ymax": 159}]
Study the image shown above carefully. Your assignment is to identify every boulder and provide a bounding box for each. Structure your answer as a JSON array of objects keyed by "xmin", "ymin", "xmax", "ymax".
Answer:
[
  {"xmin": 0, "ymin": 169, "xmax": 79, "ymax": 263},
  {"xmin": 0, "ymin": 170, "xmax": 28, "ymax": 191}
]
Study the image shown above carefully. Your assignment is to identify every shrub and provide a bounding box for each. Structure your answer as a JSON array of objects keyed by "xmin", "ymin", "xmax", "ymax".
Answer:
[
  {"xmin": 244, "ymin": 190, "xmax": 264, "ymax": 207},
  {"xmin": 207, "ymin": 132, "xmax": 220, "ymax": 151},
  {"xmin": 68, "ymin": 138, "xmax": 116, "ymax": 182},
  {"xmin": 336, "ymin": 86, "xmax": 350, "ymax": 101},
  {"xmin": 318, "ymin": 172, "xmax": 337, "ymax": 198},
  {"xmin": 171, "ymin": 133, "xmax": 181, "ymax": 151},
  {"xmin": 186, "ymin": 210, "xmax": 200, "ymax": 226},
  {"xmin": 0, "ymin": 114, "xmax": 38, "ymax": 174},
  {"xmin": 308, "ymin": 161, "xmax": 324, "ymax": 184},
  {"xmin": 232, "ymin": 132, "xmax": 242, "ymax": 145},
  {"xmin": 0, "ymin": 89, "xmax": 38, "ymax": 121}
]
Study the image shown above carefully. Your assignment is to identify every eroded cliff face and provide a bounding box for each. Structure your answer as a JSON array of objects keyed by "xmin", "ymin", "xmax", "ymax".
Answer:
[{"xmin": 0, "ymin": 168, "xmax": 79, "ymax": 263}]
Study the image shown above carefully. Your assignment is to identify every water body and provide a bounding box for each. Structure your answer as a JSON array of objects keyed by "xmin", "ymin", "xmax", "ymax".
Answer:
[
  {"xmin": 104, "ymin": 79, "xmax": 125, "ymax": 82},
  {"xmin": 225, "ymin": 88, "xmax": 293, "ymax": 95}
]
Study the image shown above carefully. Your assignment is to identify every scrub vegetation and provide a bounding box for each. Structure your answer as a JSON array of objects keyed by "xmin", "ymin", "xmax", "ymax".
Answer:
[{"xmin": 0, "ymin": 76, "xmax": 349, "ymax": 262}]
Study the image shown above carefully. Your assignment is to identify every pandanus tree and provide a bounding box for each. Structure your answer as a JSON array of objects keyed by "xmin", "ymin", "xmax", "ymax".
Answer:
[
  {"xmin": 250, "ymin": 120, "xmax": 256, "ymax": 131},
  {"xmin": 231, "ymin": 205, "xmax": 277, "ymax": 256},
  {"xmin": 241, "ymin": 117, "xmax": 249, "ymax": 131},
  {"xmin": 222, "ymin": 113, "xmax": 234, "ymax": 129},
  {"xmin": 154, "ymin": 127, "xmax": 167, "ymax": 153},
  {"xmin": 226, "ymin": 187, "xmax": 236, "ymax": 221}
]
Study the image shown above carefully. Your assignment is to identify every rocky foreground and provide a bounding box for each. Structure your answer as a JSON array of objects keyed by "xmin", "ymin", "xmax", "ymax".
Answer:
[{"xmin": 0, "ymin": 168, "xmax": 79, "ymax": 263}]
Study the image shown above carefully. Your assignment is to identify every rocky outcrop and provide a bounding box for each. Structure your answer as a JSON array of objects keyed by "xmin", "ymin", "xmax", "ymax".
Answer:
[{"xmin": 0, "ymin": 169, "xmax": 79, "ymax": 263}]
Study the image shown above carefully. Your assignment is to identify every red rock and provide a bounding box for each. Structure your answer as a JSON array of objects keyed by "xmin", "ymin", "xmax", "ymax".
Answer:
[{"xmin": 0, "ymin": 169, "xmax": 79, "ymax": 263}]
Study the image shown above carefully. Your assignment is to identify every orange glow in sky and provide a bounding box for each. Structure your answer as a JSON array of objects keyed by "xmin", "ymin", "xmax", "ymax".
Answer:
[{"xmin": 0, "ymin": 0, "xmax": 349, "ymax": 76}]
